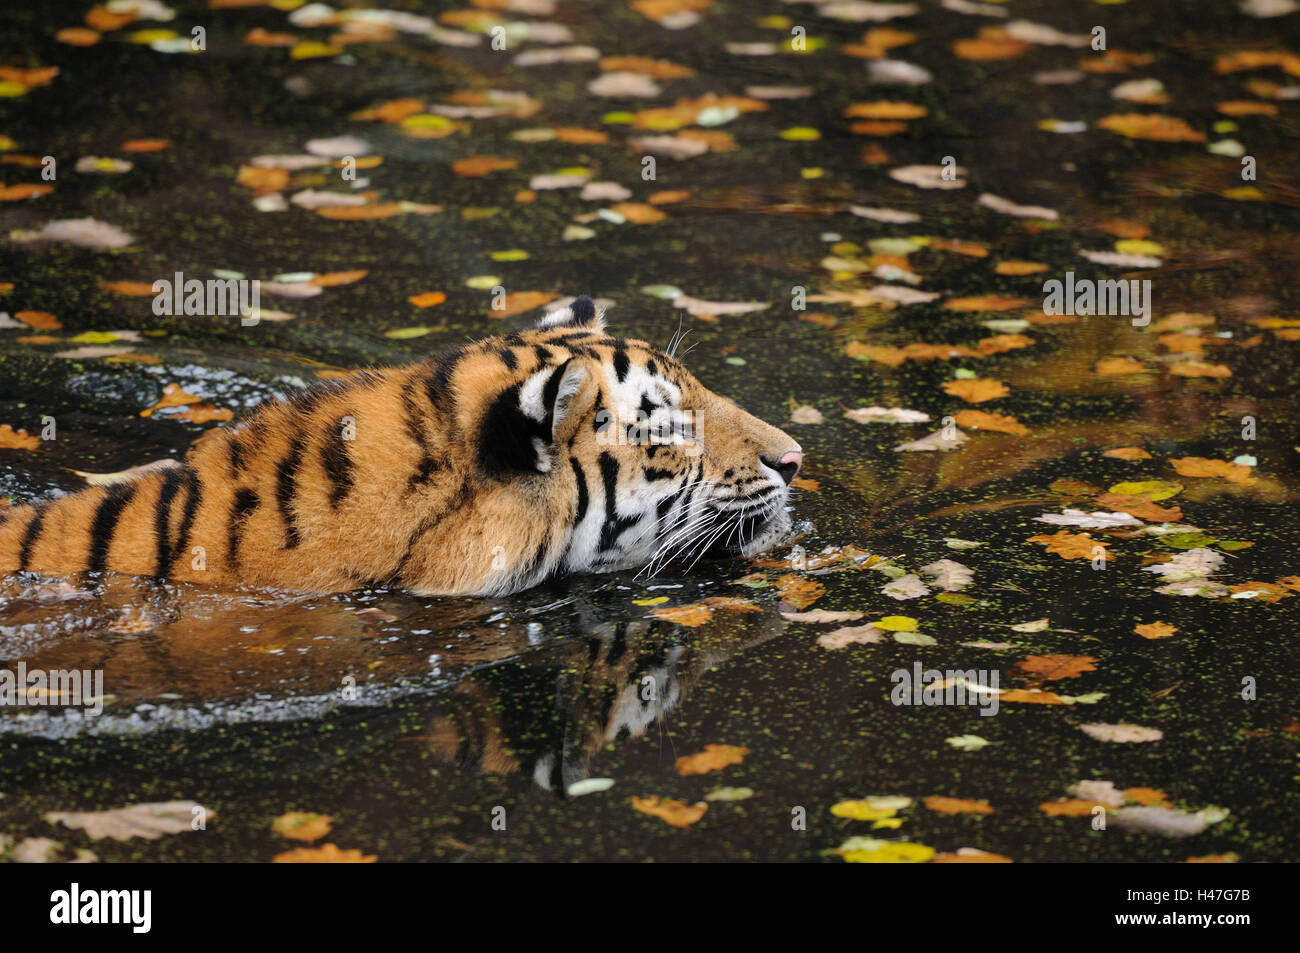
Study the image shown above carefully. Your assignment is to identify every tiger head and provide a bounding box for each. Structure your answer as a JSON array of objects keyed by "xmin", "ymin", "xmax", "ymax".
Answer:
[{"xmin": 446, "ymin": 295, "xmax": 804, "ymax": 595}]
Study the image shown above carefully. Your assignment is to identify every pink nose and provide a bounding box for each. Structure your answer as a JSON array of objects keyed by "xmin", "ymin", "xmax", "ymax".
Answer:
[{"xmin": 771, "ymin": 451, "xmax": 803, "ymax": 485}]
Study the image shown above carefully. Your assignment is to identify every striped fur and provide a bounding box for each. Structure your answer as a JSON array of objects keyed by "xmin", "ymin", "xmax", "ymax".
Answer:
[{"xmin": 0, "ymin": 298, "xmax": 802, "ymax": 596}]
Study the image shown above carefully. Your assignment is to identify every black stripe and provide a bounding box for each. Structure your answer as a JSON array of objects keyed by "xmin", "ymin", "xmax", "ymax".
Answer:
[
  {"xmin": 153, "ymin": 466, "xmax": 183, "ymax": 576},
  {"xmin": 275, "ymin": 437, "xmax": 306, "ymax": 548},
  {"xmin": 425, "ymin": 345, "xmax": 467, "ymax": 412},
  {"xmin": 645, "ymin": 359, "xmax": 658, "ymax": 377},
  {"xmin": 498, "ymin": 346, "xmax": 518, "ymax": 371},
  {"xmin": 612, "ymin": 349, "xmax": 630, "ymax": 382},
  {"xmin": 17, "ymin": 503, "xmax": 48, "ymax": 570},
  {"xmin": 171, "ymin": 469, "xmax": 202, "ymax": 574},
  {"xmin": 227, "ymin": 436, "xmax": 246, "ymax": 478},
  {"xmin": 321, "ymin": 418, "xmax": 354, "ymax": 507},
  {"xmin": 227, "ymin": 488, "xmax": 259, "ymax": 565},
  {"xmin": 534, "ymin": 344, "xmax": 555, "ymax": 366},
  {"xmin": 598, "ymin": 452, "xmax": 639, "ymax": 552},
  {"xmin": 643, "ymin": 466, "xmax": 675, "ymax": 481},
  {"xmin": 570, "ymin": 457, "xmax": 588, "ymax": 523},
  {"xmin": 87, "ymin": 483, "xmax": 136, "ymax": 574}
]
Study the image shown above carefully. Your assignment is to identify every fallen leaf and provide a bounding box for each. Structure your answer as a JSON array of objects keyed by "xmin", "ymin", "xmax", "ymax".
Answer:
[
  {"xmin": 1103, "ymin": 447, "xmax": 1152, "ymax": 460},
  {"xmin": 0, "ymin": 424, "xmax": 41, "ymax": 450},
  {"xmin": 923, "ymin": 796, "xmax": 994, "ymax": 815},
  {"xmin": 629, "ymin": 796, "xmax": 706, "ymax": 829},
  {"xmin": 952, "ymin": 409, "xmax": 1027, "ymax": 435},
  {"xmin": 272, "ymin": 843, "xmax": 376, "ymax": 863},
  {"xmin": 45, "ymin": 801, "xmax": 212, "ymax": 841},
  {"xmin": 1028, "ymin": 530, "xmax": 1111, "ymax": 562},
  {"xmin": 943, "ymin": 379, "xmax": 1009, "ymax": 403},
  {"xmin": 1135, "ymin": 621, "xmax": 1177, "ymax": 640},
  {"xmin": 1015, "ymin": 654, "xmax": 1099, "ymax": 680},
  {"xmin": 1079, "ymin": 723, "xmax": 1163, "ymax": 743},
  {"xmin": 1096, "ymin": 113, "xmax": 1206, "ymax": 142},
  {"xmin": 271, "ymin": 812, "xmax": 333, "ymax": 842},
  {"xmin": 676, "ymin": 744, "xmax": 750, "ymax": 776}
]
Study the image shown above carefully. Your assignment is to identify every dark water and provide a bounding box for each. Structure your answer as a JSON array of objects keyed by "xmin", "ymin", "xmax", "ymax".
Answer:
[{"xmin": 1, "ymin": 0, "xmax": 1298, "ymax": 861}]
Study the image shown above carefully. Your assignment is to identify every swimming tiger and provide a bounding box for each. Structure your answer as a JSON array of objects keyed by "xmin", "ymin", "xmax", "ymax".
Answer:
[{"xmin": 0, "ymin": 297, "xmax": 803, "ymax": 596}]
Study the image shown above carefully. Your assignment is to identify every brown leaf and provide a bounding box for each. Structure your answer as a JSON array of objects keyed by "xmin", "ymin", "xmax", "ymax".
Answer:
[
  {"xmin": 309, "ymin": 270, "xmax": 369, "ymax": 287},
  {"xmin": 1000, "ymin": 690, "xmax": 1068, "ymax": 705},
  {"xmin": 1168, "ymin": 361, "xmax": 1231, "ymax": 378},
  {"xmin": 100, "ymin": 280, "xmax": 158, "ymax": 296},
  {"xmin": 1094, "ymin": 492, "xmax": 1182, "ymax": 522},
  {"xmin": 0, "ymin": 184, "xmax": 55, "ymax": 201},
  {"xmin": 451, "ymin": 155, "xmax": 518, "ymax": 177},
  {"xmin": 1015, "ymin": 654, "xmax": 1098, "ymax": 680},
  {"xmin": 943, "ymin": 295, "xmax": 1031, "ymax": 312},
  {"xmin": 776, "ymin": 574, "xmax": 825, "ymax": 610},
  {"xmin": 995, "ymin": 260, "xmax": 1049, "ymax": 275},
  {"xmin": 139, "ymin": 382, "xmax": 202, "ymax": 418},
  {"xmin": 314, "ymin": 202, "xmax": 406, "ymax": 220},
  {"xmin": 1039, "ymin": 799, "xmax": 1100, "ymax": 816},
  {"xmin": 1095, "ymin": 356, "xmax": 1147, "ymax": 376},
  {"xmin": 609, "ymin": 202, "xmax": 667, "ymax": 224},
  {"xmin": 923, "ymin": 796, "xmax": 995, "ymax": 815}
]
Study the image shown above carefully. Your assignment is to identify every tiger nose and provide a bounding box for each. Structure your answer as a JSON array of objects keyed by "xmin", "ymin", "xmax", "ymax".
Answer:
[{"xmin": 763, "ymin": 451, "xmax": 803, "ymax": 485}]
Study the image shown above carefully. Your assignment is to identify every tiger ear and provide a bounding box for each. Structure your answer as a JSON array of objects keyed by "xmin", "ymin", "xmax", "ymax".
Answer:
[
  {"xmin": 480, "ymin": 358, "xmax": 598, "ymax": 476},
  {"xmin": 538, "ymin": 294, "xmax": 605, "ymax": 331}
]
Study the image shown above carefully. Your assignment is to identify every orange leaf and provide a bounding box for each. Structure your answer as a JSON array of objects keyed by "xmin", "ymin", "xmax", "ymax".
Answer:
[
  {"xmin": 598, "ymin": 55, "xmax": 694, "ymax": 78},
  {"xmin": 451, "ymin": 155, "xmax": 518, "ymax": 177},
  {"xmin": 923, "ymin": 796, "xmax": 995, "ymax": 815},
  {"xmin": 629, "ymin": 796, "xmax": 706, "ymax": 829},
  {"xmin": 271, "ymin": 812, "xmax": 333, "ymax": 842},
  {"xmin": 1000, "ymin": 690, "xmax": 1067, "ymax": 705},
  {"xmin": 943, "ymin": 295, "xmax": 1031, "ymax": 312},
  {"xmin": 952, "ymin": 409, "xmax": 1028, "ymax": 435},
  {"xmin": 1095, "ymin": 356, "xmax": 1146, "ymax": 375},
  {"xmin": 943, "ymin": 378, "xmax": 1009, "ymax": 403},
  {"xmin": 648, "ymin": 189, "xmax": 690, "ymax": 205},
  {"xmin": 490, "ymin": 290, "xmax": 558, "ymax": 319},
  {"xmin": 1168, "ymin": 456, "xmax": 1255, "ymax": 485},
  {"xmin": 554, "ymin": 127, "xmax": 610, "ymax": 145},
  {"xmin": 1039, "ymin": 799, "xmax": 1100, "ymax": 816},
  {"xmin": 953, "ymin": 28, "xmax": 1033, "ymax": 61},
  {"xmin": 100, "ymin": 280, "xmax": 158, "ymax": 296},
  {"xmin": 14, "ymin": 310, "xmax": 61, "ymax": 330},
  {"xmin": 849, "ymin": 120, "xmax": 907, "ymax": 137},
  {"xmin": 309, "ymin": 270, "xmax": 369, "ymax": 287},
  {"xmin": 1168, "ymin": 361, "xmax": 1231, "ymax": 378},
  {"xmin": 121, "ymin": 139, "xmax": 170, "ymax": 152},
  {"xmin": 1216, "ymin": 100, "xmax": 1278, "ymax": 116},
  {"xmin": 1124, "ymin": 787, "xmax": 1170, "ymax": 806},
  {"xmin": 675, "ymin": 744, "xmax": 750, "ymax": 776},
  {"xmin": 272, "ymin": 843, "xmax": 376, "ymax": 863},
  {"xmin": 0, "ymin": 424, "xmax": 41, "ymax": 451},
  {"xmin": 609, "ymin": 202, "xmax": 667, "ymax": 224},
  {"xmin": 315, "ymin": 202, "xmax": 405, "ymax": 220},
  {"xmin": 236, "ymin": 165, "xmax": 288, "ymax": 193},
  {"xmin": 1096, "ymin": 113, "xmax": 1206, "ymax": 142},
  {"xmin": 56, "ymin": 27, "xmax": 102, "ymax": 46},
  {"xmin": 844, "ymin": 101, "xmax": 927, "ymax": 120},
  {"xmin": 776, "ymin": 574, "xmax": 825, "ymax": 610},
  {"xmin": 648, "ymin": 604, "xmax": 713, "ymax": 627},
  {"xmin": 140, "ymin": 382, "xmax": 202, "ymax": 418},
  {"xmin": 409, "ymin": 290, "xmax": 447, "ymax": 308},
  {"xmin": 1028, "ymin": 531, "xmax": 1111, "ymax": 561},
  {"xmin": 995, "ymin": 260, "xmax": 1048, "ymax": 275},
  {"xmin": 1103, "ymin": 446, "xmax": 1152, "ymax": 460},
  {"xmin": 0, "ymin": 184, "xmax": 54, "ymax": 201}
]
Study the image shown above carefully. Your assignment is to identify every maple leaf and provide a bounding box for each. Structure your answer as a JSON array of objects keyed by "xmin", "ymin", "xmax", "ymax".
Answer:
[
  {"xmin": 776, "ymin": 574, "xmax": 825, "ymax": 610},
  {"xmin": 953, "ymin": 409, "xmax": 1027, "ymax": 434},
  {"xmin": 1135, "ymin": 621, "xmax": 1178, "ymax": 640},
  {"xmin": 648, "ymin": 604, "xmax": 713, "ymax": 627},
  {"xmin": 1015, "ymin": 654, "xmax": 1099, "ymax": 680},
  {"xmin": 1168, "ymin": 456, "xmax": 1256, "ymax": 485},
  {"xmin": 1028, "ymin": 530, "xmax": 1111, "ymax": 561}
]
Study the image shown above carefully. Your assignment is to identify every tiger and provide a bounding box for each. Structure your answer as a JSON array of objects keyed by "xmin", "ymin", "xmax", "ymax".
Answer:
[{"xmin": 0, "ymin": 297, "xmax": 803, "ymax": 597}]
